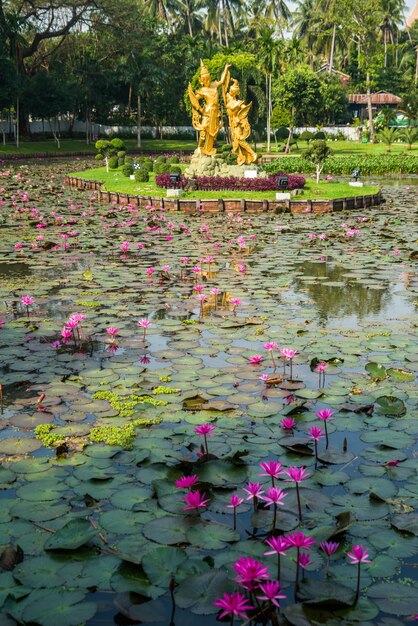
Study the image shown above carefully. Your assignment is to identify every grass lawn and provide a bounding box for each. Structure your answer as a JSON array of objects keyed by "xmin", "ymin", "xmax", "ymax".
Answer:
[
  {"xmin": 0, "ymin": 138, "xmax": 197, "ymax": 156},
  {"xmin": 70, "ymin": 166, "xmax": 379, "ymax": 201},
  {"xmin": 1, "ymin": 137, "xmax": 417, "ymax": 157}
]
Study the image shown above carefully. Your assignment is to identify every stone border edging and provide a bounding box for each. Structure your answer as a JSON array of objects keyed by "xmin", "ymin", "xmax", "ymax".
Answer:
[{"xmin": 65, "ymin": 175, "xmax": 383, "ymax": 214}]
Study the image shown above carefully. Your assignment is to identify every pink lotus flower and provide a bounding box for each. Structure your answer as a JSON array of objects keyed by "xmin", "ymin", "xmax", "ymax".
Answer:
[
  {"xmin": 347, "ymin": 544, "xmax": 372, "ymax": 603},
  {"xmin": 227, "ymin": 494, "xmax": 244, "ymax": 508},
  {"xmin": 316, "ymin": 408, "xmax": 335, "ymax": 448},
  {"xmin": 175, "ymin": 475, "xmax": 198, "ymax": 490},
  {"xmin": 242, "ymin": 481, "xmax": 264, "ymax": 502},
  {"xmin": 138, "ymin": 318, "xmax": 151, "ymax": 340},
  {"xmin": 61, "ymin": 327, "xmax": 72, "ymax": 340},
  {"xmin": 213, "ymin": 592, "xmax": 253, "ymax": 620},
  {"xmin": 263, "ymin": 342, "xmax": 277, "ymax": 351},
  {"xmin": 261, "ymin": 486, "xmax": 287, "ymax": 507},
  {"xmin": 182, "ymin": 490, "xmax": 209, "ymax": 512},
  {"xmin": 180, "ymin": 257, "xmax": 190, "ymax": 264},
  {"xmin": 146, "ymin": 267, "xmax": 155, "ymax": 277},
  {"xmin": 66, "ymin": 318, "xmax": 79, "ymax": 329},
  {"xmin": 286, "ymin": 531, "xmax": 315, "ymax": 551},
  {"xmin": 316, "ymin": 408, "xmax": 334, "ymax": 421},
  {"xmin": 316, "ymin": 361, "xmax": 328, "ymax": 373},
  {"xmin": 308, "ymin": 233, "xmax": 317, "ymax": 239},
  {"xmin": 259, "ymin": 460, "xmax": 284, "ymax": 484},
  {"xmin": 14, "ymin": 243, "xmax": 23, "ymax": 250},
  {"xmin": 106, "ymin": 327, "xmax": 119, "ymax": 336},
  {"xmin": 347, "ymin": 545, "xmax": 371, "ymax": 565},
  {"xmin": 280, "ymin": 347, "xmax": 296, "ymax": 359},
  {"xmin": 320, "ymin": 541, "xmax": 339, "ymax": 557},
  {"xmin": 298, "ymin": 552, "xmax": 311, "ymax": 569},
  {"xmin": 197, "ymin": 293, "xmax": 207, "ymax": 301},
  {"xmin": 211, "ymin": 287, "xmax": 221, "ymax": 295},
  {"xmin": 259, "ymin": 373, "xmax": 269, "ymax": 382},
  {"xmin": 21, "ymin": 295, "xmax": 34, "ymax": 306},
  {"xmin": 120, "ymin": 241, "xmax": 130, "ymax": 252},
  {"xmin": 256, "ymin": 581, "xmax": 286, "ymax": 606},
  {"xmin": 280, "ymin": 417, "xmax": 296, "ymax": 430},
  {"xmin": 265, "ymin": 536, "xmax": 290, "ymax": 556},
  {"xmin": 320, "ymin": 541, "xmax": 339, "ymax": 576},
  {"xmin": 194, "ymin": 422, "xmax": 215, "ymax": 457},
  {"xmin": 285, "ymin": 466, "xmax": 311, "ymax": 483},
  {"xmin": 161, "ymin": 264, "xmax": 171, "ymax": 272},
  {"xmin": 51, "ymin": 340, "xmax": 61, "ymax": 349},
  {"xmin": 309, "ymin": 426, "xmax": 323, "ymax": 441},
  {"xmin": 193, "ymin": 284, "xmax": 205, "ymax": 292},
  {"xmin": 233, "ymin": 556, "xmax": 269, "ymax": 590},
  {"xmin": 194, "ymin": 423, "xmax": 215, "ymax": 436},
  {"xmin": 248, "ymin": 355, "xmax": 263, "ymax": 364}
]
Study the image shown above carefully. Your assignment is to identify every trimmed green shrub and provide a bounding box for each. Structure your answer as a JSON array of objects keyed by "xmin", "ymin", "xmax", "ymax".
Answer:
[
  {"xmin": 168, "ymin": 155, "xmax": 180, "ymax": 164},
  {"xmin": 95, "ymin": 153, "xmax": 104, "ymax": 161},
  {"xmin": 110, "ymin": 138, "xmax": 126, "ymax": 151},
  {"xmin": 300, "ymin": 130, "xmax": 314, "ymax": 143},
  {"xmin": 117, "ymin": 151, "xmax": 126, "ymax": 159},
  {"xmin": 118, "ymin": 157, "xmax": 125, "ymax": 167},
  {"xmin": 125, "ymin": 157, "xmax": 133, "ymax": 166},
  {"xmin": 154, "ymin": 162, "xmax": 170, "ymax": 175},
  {"xmin": 108, "ymin": 156, "xmax": 119, "ymax": 170},
  {"xmin": 134, "ymin": 170, "xmax": 149, "ymax": 182},
  {"xmin": 122, "ymin": 164, "xmax": 134, "ymax": 177},
  {"xmin": 170, "ymin": 165, "xmax": 182, "ymax": 175},
  {"xmin": 314, "ymin": 131, "xmax": 326, "ymax": 140},
  {"xmin": 155, "ymin": 155, "xmax": 166, "ymax": 164},
  {"xmin": 142, "ymin": 159, "xmax": 153, "ymax": 172},
  {"xmin": 276, "ymin": 126, "xmax": 290, "ymax": 140}
]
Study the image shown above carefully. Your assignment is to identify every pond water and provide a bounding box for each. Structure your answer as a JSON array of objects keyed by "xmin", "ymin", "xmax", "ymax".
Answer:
[{"xmin": 0, "ymin": 160, "xmax": 417, "ymax": 626}]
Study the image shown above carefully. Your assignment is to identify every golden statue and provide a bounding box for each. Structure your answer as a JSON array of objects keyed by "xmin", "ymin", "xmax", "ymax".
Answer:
[
  {"xmin": 223, "ymin": 71, "xmax": 257, "ymax": 165},
  {"xmin": 188, "ymin": 60, "xmax": 230, "ymax": 156}
]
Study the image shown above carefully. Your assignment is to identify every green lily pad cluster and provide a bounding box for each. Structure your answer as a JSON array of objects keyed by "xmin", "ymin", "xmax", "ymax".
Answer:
[{"xmin": 0, "ymin": 160, "xmax": 416, "ymax": 625}]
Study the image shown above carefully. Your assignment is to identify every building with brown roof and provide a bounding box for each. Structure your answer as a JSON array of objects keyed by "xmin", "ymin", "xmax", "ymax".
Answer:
[{"xmin": 348, "ymin": 91, "xmax": 402, "ymax": 122}]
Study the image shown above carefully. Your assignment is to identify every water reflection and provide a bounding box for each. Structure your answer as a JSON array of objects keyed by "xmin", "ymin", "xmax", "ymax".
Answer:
[{"xmin": 293, "ymin": 261, "xmax": 391, "ymax": 323}]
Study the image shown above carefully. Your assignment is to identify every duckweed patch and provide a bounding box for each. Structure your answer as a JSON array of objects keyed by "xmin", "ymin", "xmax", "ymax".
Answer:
[{"xmin": 92, "ymin": 390, "xmax": 168, "ymax": 417}]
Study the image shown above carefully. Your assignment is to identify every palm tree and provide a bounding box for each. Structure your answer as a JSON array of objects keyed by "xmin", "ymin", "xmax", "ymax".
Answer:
[
  {"xmin": 378, "ymin": 0, "xmax": 406, "ymax": 68},
  {"xmin": 378, "ymin": 127, "xmax": 399, "ymax": 151},
  {"xmin": 256, "ymin": 27, "xmax": 283, "ymax": 152},
  {"xmin": 402, "ymin": 126, "xmax": 418, "ymax": 149}
]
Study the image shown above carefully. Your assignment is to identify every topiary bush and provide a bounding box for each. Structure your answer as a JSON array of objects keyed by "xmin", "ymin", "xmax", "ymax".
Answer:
[
  {"xmin": 110, "ymin": 138, "xmax": 126, "ymax": 151},
  {"xmin": 168, "ymin": 155, "xmax": 180, "ymax": 164},
  {"xmin": 122, "ymin": 164, "xmax": 134, "ymax": 177},
  {"xmin": 95, "ymin": 153, "xmax": 104, "ymax": 161},
  {"xmin": 154, "ymin": 162, "xmax": 170, "ymax": 175},
  {"xmin": 300, "ymin": 130, "xmax": 314, "ymax": 143},
  {"xmin": 170, "ymin": 165, "xmax": 182, "ymax": 175},
  {"xmin": 263, "ymin": 154, "xmax": 418, "ymax": 175},
  {"xmin": 108, "ymin": 156, "xmax": 119, "ymax": 170},
  {"xmin": 314, "ymin": 131, "xmax": 326, "ymax": 140},
  {"xmin": 134, "ymin": 170, "xmax": 150, "ymax": 182},
  {"xmin": 155, "ymin": 155, "xmax": 166, "ymax": 164},
  {"xmin": 117, "ymin": 151, "xmax": 126, "ymax": 159},
  {"xmin": 142, "ymin": 159, "xmax": 153, "ymax": 172}
]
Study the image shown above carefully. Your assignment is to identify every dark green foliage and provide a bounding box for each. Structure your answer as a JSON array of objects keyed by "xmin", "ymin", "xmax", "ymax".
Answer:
[
  {"xmin": 95, "ymin": 154, "xmax": 104, "ymax": 161},
  {"xmin": 170, "ymin": 165, "xmax": 182, "ymax": 175},
  {"xmin": 154, "ymin": 162, "xmax": 170, "ymax": 174},
  {"xmin": 134, "ymin": 169, "xmax": 149, "ymax": 182},
  {"xmin": 263, "ymin": 154, "xmax": 418, "ymax": 175},
  {"xmin": 155, "ymin": 156, "xmax": 166, "ymax": 164},
  {"xmin": 117, "ymin": 151, "xmax": 126, "ymax": 158},
  {"xmin": 168, "ymin": 156, "xmax": 180, "ymax": 164},
  {"xmin": 142, "ymin": 160, "xmax": 154, "ymax": 172},
  {"xmin": 108, "ymin": 156, "xmax": 118, "ymax": 169},
  {"xmin": 300, "ymin": 131, "xmax": 314, "ymax": 143},
  {"xmin": 118, "ymin": 157, "xmax": 125, "ymax": 167},
  {"xmin": 122, "ymin": 164, "xmax": 133, "ymax": 177},
  {"xmin": 110, "ymin": 138, "xmax": 126, "ymax": 151},
  {"xmin": 276, "ymin": 126, "xmax": 290, "ymax": 140},
  {"xmin": 314, "ymin": 131, "xmax": 326, "ymax": 140}
]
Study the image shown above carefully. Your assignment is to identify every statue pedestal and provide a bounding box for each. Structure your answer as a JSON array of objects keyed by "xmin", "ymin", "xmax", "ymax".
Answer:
[{"xmin": 167, "ymin": 189, "xmax": 183, "ymax": 198}]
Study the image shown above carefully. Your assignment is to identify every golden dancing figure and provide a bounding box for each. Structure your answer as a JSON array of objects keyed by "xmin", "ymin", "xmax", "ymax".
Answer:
[
  {"xmin": 223, "ymin": 71, "xmax": 257, "ymax": 165},
  {"xmin": 188, "ymin": 60, "xmax": 230, "ymax": 156}
]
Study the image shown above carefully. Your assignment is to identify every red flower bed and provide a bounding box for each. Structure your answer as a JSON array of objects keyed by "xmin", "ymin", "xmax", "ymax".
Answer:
[{"xmin": 155, "ymin": 173, "xmax": 305, "ymax": 191}]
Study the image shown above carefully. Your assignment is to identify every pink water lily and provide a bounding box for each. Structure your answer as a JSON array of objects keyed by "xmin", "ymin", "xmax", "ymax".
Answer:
[
  {"xmin": 106, "ymin": 327, "xmax": 119, "ymax": 338},
  {"xmin": 194, "ymin": 423, "xmax": 215, "ymax": 457},
  {"xmin": 259, "ymin": 460, "xmax": 285, "ymax": 486},
  {"xmin": 316, "ymin": 408, "xmax": 335, "ymax": 448},
  {"xmin": 286, "ymin": 531, "xmax": 315, "ymax": 597},
  {"xmin": 256, "ymin": 580, "xmax": 287, "ymax": 607},
  {"xmin": 320, "ymin": 541, "xmax": 339, "ymax": 577},
  {"xmin": 263, "ymin": 342, "xmax": 278, "ymax": 371},
  {"xmin": 227, "ymin": 494, "xmax": 244, "ymax": 530},
  {"xmin": 280, "ymin": 417, "xmax": 296, "ymax": 430},
  {"xmin": 347, "ymin": 545, "xmax": 372, "ymax": 603},
  {"xmin": 280, "ymin": 347, "xmax": 297, "ymax": 378},
  {"xmin": 233, "ymin": 556, "xmax": 269, "ymax": 590},
  {"xmin": 137, "ymin": 318, "xmax": 151, "ymax": 341},
  {"xmin": 242, "ymin": 481, "xmax": 264, "ymax": 511},
  {"xmin": 248, "ymin": 354, "xmax": 264, "ymax": 365},
  {"xmin": 182, "ymin": 490, "xmax": 209, "ymax": 513},
  {"xmin": 175, "ymin": 475, "xmax": 198, "ymax": 490},
  {"xmin": 213, "ymin": 592, "xmax": 253, "ymax": 620},
  {"xmin": 285, "ymin": 466, "xmax": 311, "ymax": 522},
  {"xmin": 309, "ymin": 426, "xmax": 324, "ymax": 467}
]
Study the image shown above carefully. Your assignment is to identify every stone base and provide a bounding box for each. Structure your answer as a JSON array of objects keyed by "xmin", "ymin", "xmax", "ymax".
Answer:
[
  {"xmin": 185, "ymin": 153, "xmax": 264, "ymax": 179},
  {"xmin": 167, "ymin": 188, "xmax": 183, "ymax": 198},
  {"xmin": 349, "ymin": 181, "xmax": 364, "ymax": 187},
  {"xmin": 276, "ymin": 192, "xmax": 291, "ymax": 200}
]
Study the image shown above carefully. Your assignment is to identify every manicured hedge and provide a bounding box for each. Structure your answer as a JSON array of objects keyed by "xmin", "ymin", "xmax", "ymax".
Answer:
[
  {"xmin": 263, "ymin": 155, "xmax": 418, "ymax": 176},
  {"xmin": 155, "ymin": 173, "xmax": 306, "ymax": 191}
]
